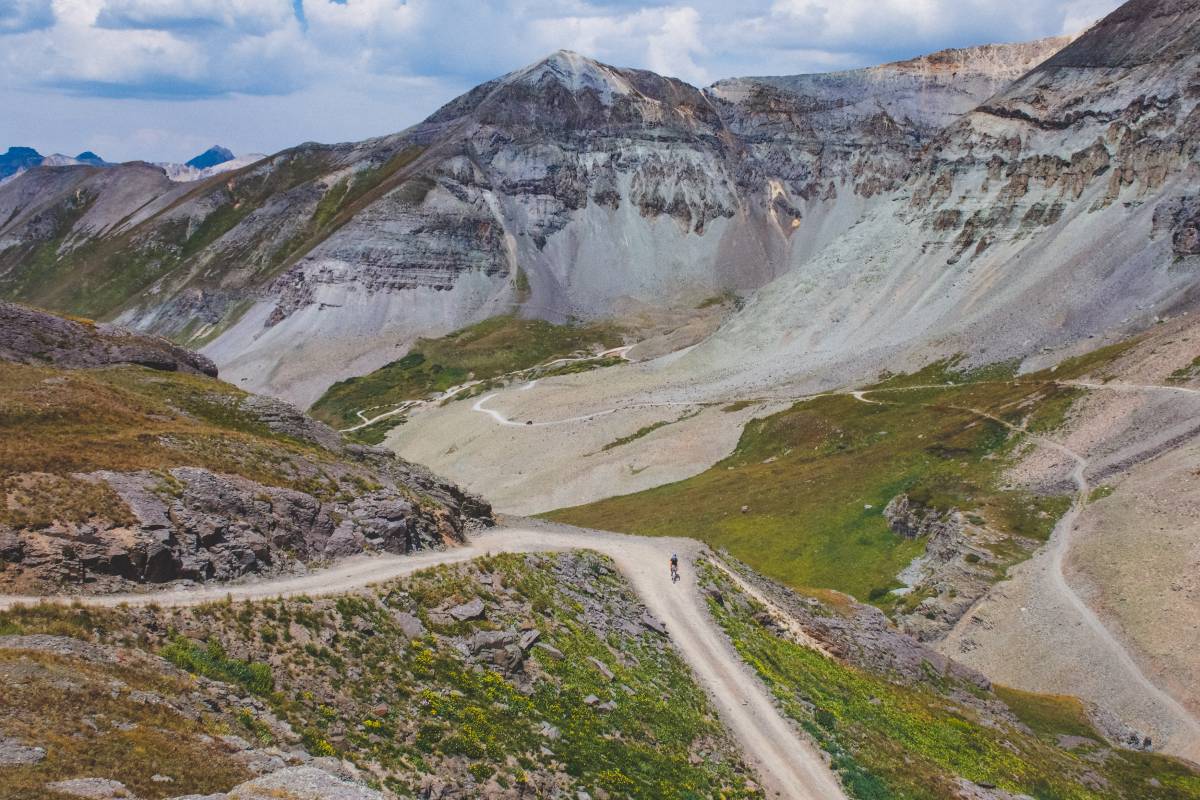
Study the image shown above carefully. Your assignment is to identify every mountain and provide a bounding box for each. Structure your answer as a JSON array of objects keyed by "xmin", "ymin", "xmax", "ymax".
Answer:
[
  {"xmin": 185, "ymin": 144, "xmax": 235, "ymax": 170},
  {"xmin": 74, "ymin": 151, "xmax": 106, "ymax": 165},
  {"xmin": 690, "ymin": 0, "xmax": 1200, "ymax": 391},
  {"xmin": 154, "ymin": 150, "xmax": 266, "ymax": 182},
  {"xmin": 0, "ymin": 146, "xmax": 43, "ymax": 180},
  {"xmin": 0, "ymin": 38, "xmax": 1075, "ymax": 405}
]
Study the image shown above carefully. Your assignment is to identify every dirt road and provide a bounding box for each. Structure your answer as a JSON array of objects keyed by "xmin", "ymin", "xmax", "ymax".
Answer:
[
  {"xmin": 939, "ymin": 403, "xmax": 1200, "ymax": 761},
  {"xmin": 0, "ymin": 524, "xmax": 846, "ymax": 800}
]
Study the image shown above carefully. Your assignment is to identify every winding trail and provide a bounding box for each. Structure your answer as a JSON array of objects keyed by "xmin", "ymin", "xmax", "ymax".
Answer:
[
  {"xmin": 847, "ymin": 385, "xmax": 1200, "ymax": 752},
  {"xmin": 938, "ymin": 402, "xmax": 1200, "ymax": 754},
  {"xmin": 0, "ymin": 524, "xmax": 846, "ymax": 800},
  {"xmin": 343, "ymin": 346, "xmax": 638, "ymax": 434},
  {"xmin": 469, "ymin": 377, "xmax": 1200, "ymax": 431}
]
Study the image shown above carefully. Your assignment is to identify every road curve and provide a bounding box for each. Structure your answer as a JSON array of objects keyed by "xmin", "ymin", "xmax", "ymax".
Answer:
[
  {"xmin": 0, "ymin": 524, "xmax": 846, "ymax": 800},
  {"xmin": 944, "ymin": 405, "xmax": 1200, "ymax": 755}
]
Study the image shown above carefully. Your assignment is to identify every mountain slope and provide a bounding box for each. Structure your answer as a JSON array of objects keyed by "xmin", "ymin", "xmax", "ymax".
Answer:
[
  {"xmin": 688, "ymin": 0, "xmax": 1200, "ymax": 393},
  {"xmin": 0, "ymin": 38, "xmax": 1072, "ymax": 404}
]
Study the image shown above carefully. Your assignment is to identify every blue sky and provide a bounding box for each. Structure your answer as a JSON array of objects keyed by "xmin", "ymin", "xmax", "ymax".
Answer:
[{"xmin": 0, "ymin": 0, "xmax": 1123, "ymax": 163}]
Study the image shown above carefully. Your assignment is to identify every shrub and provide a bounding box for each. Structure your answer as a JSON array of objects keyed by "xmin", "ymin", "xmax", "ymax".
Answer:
[{"xmin": 162, "ymin": 635, "xmax": 274, "ymax": 695}]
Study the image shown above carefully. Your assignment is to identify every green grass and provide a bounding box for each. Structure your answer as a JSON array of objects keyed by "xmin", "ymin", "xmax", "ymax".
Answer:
[
  {"xmin": 1168, "ymin": 355, "xmax": 1200, "ymax": 384},
  {"xmin": 599, "ymin": 410, "xmax": 701, "ymax": 453},
  {"xmin": 547, "ymin": 369, "xmax": 1077, "ymax": 601},
  {"xmin": 161, "ymin": 635, "xmax": 274, "ymax": 695},
  {"xmin": 0, "ymin": 554, "xmax": 762, "ymax": 799},
  {"xmin": 310, "ymin": 315, "xmax": 626, "ymax": 430},
  {"xmin": 993, "ymin": 685, "xmax": 1099, "ymax": 742},
  {"xmin": 701, "ymin": 561, "xmax": 1200, "ymax": 800}
]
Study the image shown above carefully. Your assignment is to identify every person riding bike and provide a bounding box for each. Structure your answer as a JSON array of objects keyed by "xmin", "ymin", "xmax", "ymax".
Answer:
[{"xmin": 670, "ymin": 553, "xmax": 679, "ymax": 582}]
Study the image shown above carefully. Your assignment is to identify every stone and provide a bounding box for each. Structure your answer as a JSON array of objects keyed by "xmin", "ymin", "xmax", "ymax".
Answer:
[
  {"xmin": 448, "ymin": 598, "xmax": 486, "ymax": 621},
  {"xmin": 0, "ymin": 736, "xmax": 45, "ymax": 766},
  {"xmin": 391, "ymin": 611, "xmax": 426, "ymax": 640},
  {"xmin": 587, "ymin": 656, "xmax": 615, "ymax": 681},
  {"xmin": 533, "ymin": 642, "xmax": 565, "ymax": 660},
  {"xmin": 518, "ymin": 629, "xmax": 541, "ymax": 650},
  {"xmin": 223, "ymin": 767, "xmax": 383, "ymax": 799},
  {"xmin": 639, "ymin": 612, "xmax": 668, "ymax": 636},
  {"xmin": 467, "ymin": 630, "xmax": 516, "ymax": 654},
  {"xmin": 44, "ymin": 778, "xmax": 135, "ymax": 799}
]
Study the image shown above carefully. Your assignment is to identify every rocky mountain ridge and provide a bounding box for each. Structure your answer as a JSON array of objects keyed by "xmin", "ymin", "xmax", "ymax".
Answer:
[{"xmin": 0, "ymin": 32, "xmax": 1082, "ymax": 404}]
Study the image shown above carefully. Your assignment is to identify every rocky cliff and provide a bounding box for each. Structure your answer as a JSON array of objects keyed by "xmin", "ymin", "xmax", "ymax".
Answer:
[
  {"xmin": 693, "ymin": 0, "xmax": 1200, "ymax": 394},
  {"xmin": 0, "ymin": 305, "xmax": 491, "ymax": 594}
]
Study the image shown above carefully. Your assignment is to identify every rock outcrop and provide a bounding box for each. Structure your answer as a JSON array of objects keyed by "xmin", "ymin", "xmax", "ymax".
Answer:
[
  {"xmin": 0, "ymin": 306, "xmax": 491, "ymax": 594},
  {"xmin": 0, "ymin": 301, "xmax": 217, "ymax": 376},
  {"xmin": 882, "ymin": 494, "xmax": 1007, "ymax": 641}
]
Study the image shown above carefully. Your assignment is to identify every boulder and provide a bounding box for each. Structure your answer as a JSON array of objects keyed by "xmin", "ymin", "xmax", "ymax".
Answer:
[
  {"xmin": 222, "ymin": 766, "xmax": 384, "ymax": 800},
  {"xmin": 448, "ymin": 598, "xmax": 485, "ymax": 621},
  {"xmin": 44, "ymin": 778, "xmax": 134, "ymax": 799},
  {"xmin": 639, "ymin": 612, "xmax": 668, "ymax": 636},
  {"xmin": 0, "ymin": 736, "xmax": 45, "ymax": 766}
]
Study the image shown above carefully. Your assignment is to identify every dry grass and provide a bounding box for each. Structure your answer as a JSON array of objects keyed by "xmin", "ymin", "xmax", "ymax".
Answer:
[
  {"xmin": 0, "ymin": 648, "xmax": 252, "ymax": 800},
  {"xmin": 0, "ymin": 361, "xmax": 350, "ymax": 506},
  {"xmin": 1, "ymin": 473, "xmax": 136, "ymax": 529}
]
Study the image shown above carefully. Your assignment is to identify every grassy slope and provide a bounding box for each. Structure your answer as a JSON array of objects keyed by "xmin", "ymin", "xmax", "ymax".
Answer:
[
  {"xmin": 310, "ymin": 315, "xmax": 626, "ymax": 436},
  {"xmin": 0, "ymin": 360, "xmax": 375, "ymax": 528},
  {"xmin": 547, "ymin": 363, "xmax": 1080, "ymax": 601},
  {"xmin": 0, "ymin": 642, "xmax": 255, "ymax": 800},
  {"xmin": 0, "ymin": 147, "xmax": 425, "ymax": 323},
  {"xmin": 0, "ymin": 553, "xmax": 761, "ymax": 799},
  {"xmin": 700, "ymin": 560, "xmax": 1200, "ymax": 800},
  {"xmin": 544, "ymin": 346, "xmax": 1147, "ymax": 603}
]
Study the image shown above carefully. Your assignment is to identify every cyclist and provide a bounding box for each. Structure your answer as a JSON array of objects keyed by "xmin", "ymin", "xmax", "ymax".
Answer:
[{"xmin": 670, "ymin": 553, "xmax": 679, "ymax": 582}]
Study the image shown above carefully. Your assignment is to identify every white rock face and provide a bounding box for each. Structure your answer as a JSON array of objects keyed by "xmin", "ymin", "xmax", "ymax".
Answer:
[{"xmin": 155, "ymin": 154, "xmax": 267, "ymax": 182}]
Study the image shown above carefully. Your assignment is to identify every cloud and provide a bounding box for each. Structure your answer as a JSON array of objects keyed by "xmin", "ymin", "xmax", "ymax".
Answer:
[
  {"xmin": 2, "ymin": 0, "xmax": 310, "ymax": 98},
  {"xmin": 0, "ymin": 0, "xmax": 55, "ymax": 34},
  {"xmin": 96, "ymin": 0, "xmax": 295, "ymax": 35}
]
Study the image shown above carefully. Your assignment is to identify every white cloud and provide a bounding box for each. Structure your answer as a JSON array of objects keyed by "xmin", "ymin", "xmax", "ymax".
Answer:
[
  {"xmin": 96, "ymin": 0, "xmax": 294, "ymax": 34},
  {"xmin": 0, "ymin": 0, "xmax": 55, "ymax": 34}
]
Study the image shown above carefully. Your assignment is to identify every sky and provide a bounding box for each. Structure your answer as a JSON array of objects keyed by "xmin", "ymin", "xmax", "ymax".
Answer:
[{"xmin": 0, "ymin": 0, "xmax": 1124, "ymax": 163}]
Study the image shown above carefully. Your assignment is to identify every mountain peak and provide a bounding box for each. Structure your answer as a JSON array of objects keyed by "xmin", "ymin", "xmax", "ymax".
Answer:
[
  {"xmin": 185, "ymin": 145, "xmax": 235, "ymax": 170},
  {"xmin": 511, "ymin": 49, "xmax": 635, "ymax": 101},
  {"xmin": 0, "ymin": 146, "xmax": 45, "ymax": 180}
]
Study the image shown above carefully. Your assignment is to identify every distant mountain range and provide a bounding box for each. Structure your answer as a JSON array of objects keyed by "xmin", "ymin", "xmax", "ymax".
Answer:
[
  {"xmin": 185, "ymin": 145, "xmax": 235, "ymax": 170},
  {"xmin": 0, "ymin": 144, "xmax": 253, "ymax": 184}
]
